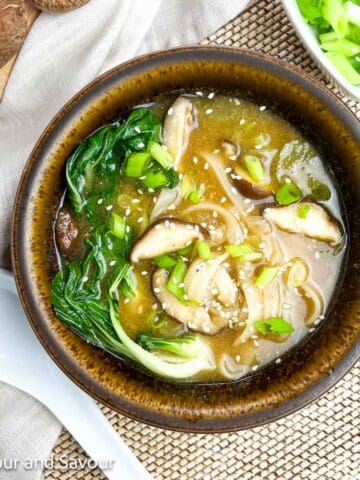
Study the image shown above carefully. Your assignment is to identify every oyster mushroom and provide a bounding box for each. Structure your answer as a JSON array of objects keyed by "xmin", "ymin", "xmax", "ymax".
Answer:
[
  {"xmin": 152, "ymin": 269, "xmax": 228, "ymax": 335},
  {"xmin": 163, "ymin": 97, "xmax": 198, "ymax": 170},
  {"xmin": 263, "ymin": 201, "xmax": 342, "ymax": 246},
  {"xmin": 130, "ymin": 217, "xmax": 208, "ymax": 263}
]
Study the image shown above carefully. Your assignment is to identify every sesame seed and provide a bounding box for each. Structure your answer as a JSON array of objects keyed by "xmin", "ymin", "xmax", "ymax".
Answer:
[
  {"xmin": 235, "ymin": 355, "xmax": 241, "ymax": 362},
  {"xmin": 82, "ymin": 275, "xmax": 88, "ymax": 282},
  {"xmin": 220, "ymin": 197, "xmax": 227, "ymax": 203},
  {"xmin": 97, "ymin": 198, "xmax": 103, "ymax": 205},
  {"xmin": 205, "ymin": 108, "xmax": 213, "ymax": 115},
  {"xmin": 168, "ymin": 107, "xmax": 173, "ymax": 116},
  {"xmin": 234, "ymin": 98, "xmax": 241, "ymax": 105},
  {"xmin": 109, "ymin": 260, "xmax": 116, "ymax": 266},
  {"xmin": 208, "ymin": 92, "xmax": 215, "ymax": 99},
  {"xmin": 259, "ymin": 105, "xmax": 267, "ymax": 111},
  {"xmin": 124, "ymin": 298, "xmax": 130, "ymax": 304},
  {"xmin": 213, "ymin": 149, "xmax": 220, "ymax": 154},
  {"xmin": 137, "ymin": 142, "xmax": 145, "ymax": 149},
  {"xmin": 125, "ymin": 226, "xmax": 131, "ymax": 233},
  {"xmin": 204, "ymin": 162, "xmax": 209, "ymax": 170},
  {"xmin": 192, "ymin": 156, "xmax": 198, "ymax": 164},
  {"xmin": 132, "ymin": 199, "xmax": 140, "ymax": 204},
  {"xmin": 244, "ymin": 198, "xmax": 251, "ymax": 204},
  {"xmin": 275, "ymin": 358, "xmax": 282, "ymax": 364},
  {"xmin": 195, "ymin": 91, "xmax": 203, "ymax": 96},
  {"xmin": 105, "ymin": 205, "xmax": 113, "ymax": 211},
  {"xmin": 225, "ymin": 167, "xmax": 232, "ymax": 173},
  {"xmin": 282, "ymin": 303, "xmax": 291, "ymax": 310},
  {"xmin": 134, "ymin": 126, "xmax": 141, "ymax": 133},
  {"xmin": 125, "ymin": 208, "xmax": 131, "ymax": 216},
  {"xmin": 259, "ymin": 242, "xmax": 266, "ymax": 248},
  {"xmin": 213, "ymin": 211, "xmax": 218, "ymax": 218},
  {"xmin": 231, "ymin": 187, "xmax": 237, "ymax": 194},
  {"xmin": 285, "ymin": 177, "xmax": 292, "ymax": 184},
  {"xmin": 239, "ymin": 118, "xmax": 245, "ymax": 125},
  {"xmin": 252, "ymin": 365, "xmax": 259, "ymax": 372},
  {"xmin": 229, "ymin": 155, "xmax": 237, "ymax": 161},
  {"xmin": 315, "ymin": 251, "xmax": 320, "ymax": 259},
  {"xmin": 137, "ymin": 217, "xmax": 144, "ymax": 223}
]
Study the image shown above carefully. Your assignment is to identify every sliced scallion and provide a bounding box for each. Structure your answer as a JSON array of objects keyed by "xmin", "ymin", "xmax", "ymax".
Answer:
[
  {"xmin": 244, "ymin": 155, "xmax": 265, "ymax": 182},
  {"xmin": 325, "ymin": 52, "xmax": 360, "ymax": 84},
  {"xmin": 149, "ymin": 142, "xmax": 174, "ymax": 170},
  {"xmin": 180, "ymin": 175, "xmax": 196, "ymax": 199},
  {"xmin": 189, "ymin": 187, "xmax": 203, "ymax": 204},
  {"xmin": 166, "ymin": 259, "xmax": 188, "ymax": 303},
  {"xmin": 125, "ymin": 152, "xmax": 151, "ymax": 177},
  {"xmin": 275, "ymin": 182, "xmax": 302, "ymax": 205},
  {"xmin": 110, "ymin": 213, "xmax": 126, "ymax": 239},
  {"xmin": 254, "ymin": 266, "xmax": 279, "ymax": 287},
  {"xmin": 225, "ymin": 243, "xmax": 262, "ymax": 263},
  {"xmin": 196, "ymin": 240, "xmax": 212, "ymax": 260},
  {"xmin": 154, "ymin": 255, "xmax": 177, "ymax": 269},
  {"xmin": 142, "ymin": 170, "xmax": 168, "ymax": 189},
  {"xmin": 254, "ymin": 318, "xmax": 294, "ymax": 335},
  {"xmin": 177, "ymin": 244, "xmax": 194, "ymax": 256},
  {"xmin": 297, "ymin": 204, "xmax": 310, "ymax": 219}
]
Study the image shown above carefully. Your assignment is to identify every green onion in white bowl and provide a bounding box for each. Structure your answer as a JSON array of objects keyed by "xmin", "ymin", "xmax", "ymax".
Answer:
[{"xmin": 282, "ymin": 0, "xmax": 360, "ymax": 100}]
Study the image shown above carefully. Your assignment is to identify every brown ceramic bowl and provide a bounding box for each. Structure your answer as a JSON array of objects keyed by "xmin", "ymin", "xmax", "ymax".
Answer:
[{"xmin": 12, "ymin": 46, "xmax": 360, "ymax": 432}]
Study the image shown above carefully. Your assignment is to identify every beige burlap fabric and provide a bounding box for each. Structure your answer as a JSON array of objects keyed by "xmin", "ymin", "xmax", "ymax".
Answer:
[{"xmin": 42, "ymin": 1, "xmax": 360, "ymax": 479}]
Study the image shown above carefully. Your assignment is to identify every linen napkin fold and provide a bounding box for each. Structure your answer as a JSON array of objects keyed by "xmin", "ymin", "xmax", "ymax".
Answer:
[{"xmin": 0, "ymin": 0, "xmax": 251, "ymax": 479}]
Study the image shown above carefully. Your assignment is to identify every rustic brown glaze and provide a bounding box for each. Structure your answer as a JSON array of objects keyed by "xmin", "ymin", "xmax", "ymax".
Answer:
[{"xmin": 11, "ymin": 47, "xmax": 360, "ymax": 432}]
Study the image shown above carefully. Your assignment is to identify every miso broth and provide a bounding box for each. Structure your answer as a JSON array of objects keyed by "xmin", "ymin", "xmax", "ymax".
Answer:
[{"xmin": 52, "ymin": 93, "xmax": 345, "ymax": 382}]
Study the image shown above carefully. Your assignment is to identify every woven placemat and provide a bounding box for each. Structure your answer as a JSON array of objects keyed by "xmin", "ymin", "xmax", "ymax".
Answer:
[{"xmin": 43, "ymin": 1, "xmax": 360, "ymax": 479}]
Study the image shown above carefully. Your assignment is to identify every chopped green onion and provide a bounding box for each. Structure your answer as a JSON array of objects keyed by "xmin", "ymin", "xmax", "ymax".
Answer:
[
  {"xmin": 225, "ymin": 243, "xmax": 262, "ymax": 263},
  {"xmin": 142, "ymin": 170, "xmax": 168, "ymax": 189},
  {"xmin": 297, "ymin": 204, "xmax": 310, "ymax": 219},
  {"xmin": 344, "ymin": 1, "xmax": 360, "ymax": 27},
  {"xmin": 166, "ymin": 259, "xmax": 188, "ymax": 303},
  {"xmin": 225, "ymin": 243, "xmax": 253, "ymax": 257},
  {"xmin": 322, "ymin": 0, "xmax": 348, "ymax": 38},
  {"xmin": 109, "ymin": 213, "xmax": 126, "ymax": 239},
  {"xmin": 244, "ymin": 155, "xmax": 265, "ymax": 182},
  {"xmin": 254, "ymin": 318, "xmax": 294, "ymax": 335},
  {"xmin": 148, "ymin": 142, "xmax": 174, "ymax": 170},
  {"xmin": 321, "ymin": 38, "xmax": 360, "ymax": 57},
  {"xmin": 254, "ymin": 266, "xmax": 279, "ymax": 287},
  {"xmin": 125, "ymin": 152, "xmax": 151, "ymax": 177},
  {"xmin": 319, "ymin": 31, "xmax": 339, "ymax": 43},
  {"xmin": 180, "ymin": 175, "xmax": 196, "ymax": 199},
  {"xmin": 325, "ymin": 52, "xmax": 360, "ymax": 84},
  {"xmin": 189, "ymin": 187, "xmax": 203, "ymax": 204},
  {"xmin": 154, "ymin": 255, "xmax": 177, "ymax": 269},
  {"xmin": 196, "ymin": 240, "xmax": 212, "ymax": 260},
  {"xmin": 177, "ymin": 244, "xmax": 194, "ymax": 256},
  {"xmin": 275, "ymin": 182, "xmax": 302, "ymax": 205}
]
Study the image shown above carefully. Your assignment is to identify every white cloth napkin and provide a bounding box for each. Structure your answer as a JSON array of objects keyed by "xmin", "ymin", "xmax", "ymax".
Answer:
[{"xmin": 0, "ymin": 1, "xmax": 251, "ymax": 478}]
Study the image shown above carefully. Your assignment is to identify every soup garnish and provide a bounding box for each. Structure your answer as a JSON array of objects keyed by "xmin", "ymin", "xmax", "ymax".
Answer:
[{"xmin": 51, "ymin": 94, "xmax": 345, "ymax": 381}]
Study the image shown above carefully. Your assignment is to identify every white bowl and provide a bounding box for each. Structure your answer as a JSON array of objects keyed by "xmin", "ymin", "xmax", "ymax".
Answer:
[{"xmin": 282, "ymin": 0, "xmax": 360, "ymax": 101}]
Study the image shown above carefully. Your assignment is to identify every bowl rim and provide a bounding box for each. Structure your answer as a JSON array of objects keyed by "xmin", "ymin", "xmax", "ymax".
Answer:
[{"xmin": 11, "ymin": 45, "xmax": 360, "ymax": 432}]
